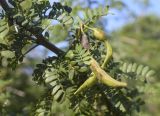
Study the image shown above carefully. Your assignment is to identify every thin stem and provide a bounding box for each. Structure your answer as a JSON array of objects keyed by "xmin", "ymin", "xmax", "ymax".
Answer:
[
  {"xmin": 80, "ymin": 23, "xmax": 85, "ymax": 34},
  {"xmin": 0, "ymin": 1, "xmax": 11, "ymax": 11},
  {"xmin": 16, "ymin": 44, "xmax": 39, "ymax": 61},
  {"xmin": 23, "ymin": 44, "xmax": 39, "ymax": 56},
  {"xmin": 84, "ymin": 24, "xmax": 94, "ymax": 31},
  {"xmin": 0, "ymin": 0, "xmax": 65, "ymax": 56}
]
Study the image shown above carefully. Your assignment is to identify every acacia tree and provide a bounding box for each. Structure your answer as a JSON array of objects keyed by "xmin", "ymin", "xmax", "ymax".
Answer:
[{"xmin": 0, "ymin": 0, "xmax": 156, "ymax": 115}]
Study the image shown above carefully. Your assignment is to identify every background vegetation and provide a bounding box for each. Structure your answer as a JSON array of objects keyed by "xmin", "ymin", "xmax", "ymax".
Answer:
[{"xmin": 0, "ymin": 0, "xmax": 159, "ymax": 115}]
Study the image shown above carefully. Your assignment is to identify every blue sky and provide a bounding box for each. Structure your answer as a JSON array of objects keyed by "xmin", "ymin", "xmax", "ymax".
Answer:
[
  {"xmin": 104, "ymin": 0, "xmax": 160, "ymax": 31},
  {"xmin": 27, "ymin": 0, "xmax": 160, "ymax": 58},
  {"xmin": 49, "ymin": 0, "xmax": 160, "ymax": 31}
]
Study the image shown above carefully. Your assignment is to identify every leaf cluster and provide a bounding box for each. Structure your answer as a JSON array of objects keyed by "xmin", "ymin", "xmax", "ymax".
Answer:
[{"xmin": 0, "ymin": 0, "xmax": 157, "ymax": 115}]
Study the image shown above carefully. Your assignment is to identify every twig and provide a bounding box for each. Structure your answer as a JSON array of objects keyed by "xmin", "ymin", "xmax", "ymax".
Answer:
[
  {"xmin": 23, "ymin": 44, "xmax": 39, "ymax": 56},
  {"xmin": 0, "ymin": 0, "xmax": 65, "ymax": 56}
]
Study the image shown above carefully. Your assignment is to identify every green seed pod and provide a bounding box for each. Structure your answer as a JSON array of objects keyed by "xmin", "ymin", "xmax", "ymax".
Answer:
[
  {"xmin": 92, "ymin": 28, "xmax": 106, "ymax": 41},
  {"xmin": 90, "ymin": 58, "xmax": 127, "ymax": 87},
  {"xmin": 101, "ymin": 40, "xmax": 113, "ymax": 68},
  {"xmin": 74, "ymin": 74, "xmax": 97, "ymax": 95},
  {"xmin": 84, "ymin": 25, "xmax": 106, "ymax": 41},
  {"xmin": 74, "ymin": 40, "xmax": 113, "ymax": 94}
]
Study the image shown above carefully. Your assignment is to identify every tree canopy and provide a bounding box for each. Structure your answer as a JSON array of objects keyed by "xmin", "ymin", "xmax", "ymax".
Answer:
[{"xmin": 0, "ymin": 0, "xmax": 159, "ymax": 115}]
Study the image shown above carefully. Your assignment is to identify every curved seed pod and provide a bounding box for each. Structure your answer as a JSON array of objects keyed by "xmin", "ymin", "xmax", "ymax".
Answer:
[
  {"xmin": 136, "ymin": 65, "xmax": 144, "ymax": 75},
  {"xmin": 84, "ymin": 25, "xmax": 106, "ymax": 41},
  {"xmin": 74, "ymin": 74, "xmax": 97, "ymax": 95},
  {"xmin": 74, "ymin": 40, "xmax": 113, "ymax": 95},
  {"xmin": 101, "ymin": 40, "xmax": 112, "ymax": 68},
  {"xmin": 90, "ymin": 58, "xmax": 127, "ymax": 87},
  {"xmin": 92, "ymin": 28, "xmax": 106, "ymax": 41}
]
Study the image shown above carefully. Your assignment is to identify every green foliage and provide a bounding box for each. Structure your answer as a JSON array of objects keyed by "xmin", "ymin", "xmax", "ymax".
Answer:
[
  {"xmin": 0, "ymin": 65, "xmax": 44, "ymax": 115},
  {"xmin": 117, "ymin": 16, "xmax": 160, "ymax": 40},
  {"xmin": 0, "ymin": 18, "xmax": 9, "ymax": 42},
  {"xmin": 120, "ymin": 62, "xmax": 155, "ymax": 81},
  {"xmin": 32, "ymin": 27, "xmax": 152, "ymax": 115},
  {"xmin": 112, "ymin": 15, "xmax": 160, "ymax": 115},
  {"xmin": 0, "ymin": 0, "xmax": 73, "ymax": 69},
  {"xmin": 0, "ymin": 0, "xmax": 158, "ymax": 115}
]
